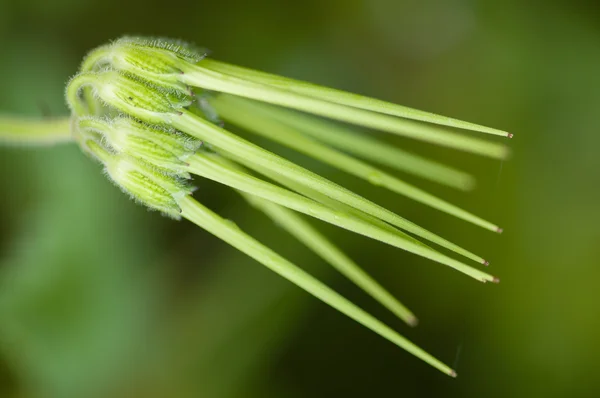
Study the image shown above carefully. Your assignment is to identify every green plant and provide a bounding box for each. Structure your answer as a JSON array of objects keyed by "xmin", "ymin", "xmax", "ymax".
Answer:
[{"xmin": 0, "ymin": 36, "xmax": 511, "ymax": 377}]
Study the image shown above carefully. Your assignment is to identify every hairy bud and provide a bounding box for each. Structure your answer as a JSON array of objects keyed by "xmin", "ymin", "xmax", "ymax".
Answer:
[
  {"xmin": 104, "ymin": 154, "xmax": 193, "ymax": 218},
  {"xmin": 81, "ymin": 36, "xmax": 206, "ymax": 102},
  {"xmin": 78, "ymin": 116, "xmax": 201, "ymax": 177}
]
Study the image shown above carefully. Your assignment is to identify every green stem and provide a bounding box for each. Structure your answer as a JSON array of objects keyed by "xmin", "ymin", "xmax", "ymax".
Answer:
[
  {"xmin": 80, "ymin": 45, "xmax": 112, "ymax": 72},
  {"xmin": 0, "ymin": 116, "xmax": 72, "ymax": 146},
  {"xmin": 179, "ymin": 195, "xmax": 456, "ymax": 377},
  {"xmin": 66, "ymin": 73, "xmax": 99, "ymax": 116},
  {"xmin": 198, "ymin": 58, "xmax": 510, "ymax": 138}
]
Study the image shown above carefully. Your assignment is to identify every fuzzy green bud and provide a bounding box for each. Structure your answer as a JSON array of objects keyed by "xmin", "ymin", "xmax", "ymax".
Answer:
[
  {"xmin": 81, "ymin": 36, "xmax": 205, "ymax": 102},
  {"xmin": 78, "ymin": 116, "xmax": 201, "ymax": 177},
  {"xmin": 83, "ymin": 70, "xmax": 181, "ymax": 124},
  {"xmin": 111, "ymin": 36, "xmax": 206, "ymax": 73},
  {"xmin": 104, "ymin": 154, "xmax": 193, "ymax": 218}
]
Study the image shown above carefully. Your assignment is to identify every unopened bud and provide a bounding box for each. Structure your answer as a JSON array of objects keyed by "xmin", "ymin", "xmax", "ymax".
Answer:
[
  {"xmin": 104, "ymin": 155, "xmax": 193, "ymax": 218},
  {"xmin": 78, "ymin": 116, "xmax": 201, "ymax": 176},
  {"xmin": 91, "ymin": 71, "xmax": 180, "ymax": 124},
  {"xmin": 82, "ymin": 36, "xmax": 206, "ymax": 102}
]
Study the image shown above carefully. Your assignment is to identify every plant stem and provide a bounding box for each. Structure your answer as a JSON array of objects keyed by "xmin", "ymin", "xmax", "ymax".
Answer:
[{"xmin": 0, "ymin": 116, "xmax": 72, "ymax": 146}]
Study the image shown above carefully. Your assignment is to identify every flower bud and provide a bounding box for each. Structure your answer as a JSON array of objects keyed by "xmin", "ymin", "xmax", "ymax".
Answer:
[
  {"xmin": 104, "ymin": 154, "xmax": 193, "ymax": 218},
  {"xmin": 114, "ymin": 36, "xmax": 207, "ymax": 72},
  {"xmin": 92, "ymin": 71, "xmax": 180, "ymax": 124},
  {"xmin": 78, "ymin": 116, "xmax": 201, "ymax": 176},
  {"xmin": 83, "ymin": 36, "xmax": 205, "ymax": 102}
]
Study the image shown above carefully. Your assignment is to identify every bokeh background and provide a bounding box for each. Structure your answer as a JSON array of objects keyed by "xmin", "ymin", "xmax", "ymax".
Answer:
[{"xmin": 1, "ymin": 0, "xmax": 599, "ymax": 397}]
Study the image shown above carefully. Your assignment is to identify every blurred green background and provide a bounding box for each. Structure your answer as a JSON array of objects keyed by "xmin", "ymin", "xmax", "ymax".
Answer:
[{"xmin": 1, "ymin": 0, "xmax": 599, "ymax": 397}]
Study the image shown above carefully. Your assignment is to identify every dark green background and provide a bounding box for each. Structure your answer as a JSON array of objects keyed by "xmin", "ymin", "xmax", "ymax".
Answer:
[{"xmin": 1, "ymin": 0, "xmax": 599, "ymax": 397}]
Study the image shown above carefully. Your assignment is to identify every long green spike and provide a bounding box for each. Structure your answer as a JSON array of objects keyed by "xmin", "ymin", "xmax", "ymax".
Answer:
[
  {"xmin": 209, "ymin": 151, "xmax": 497, "ymax": 281},
  {"xmin": 179, "ymin": 64, "xmax": 509, "ymax": 159},
  {"xmin": 211, "ymin": 149, "xmax": 422, "ymax": 248},
  {"xmin": 175, "ymin": 111, "xmax": 492, "ymax": 266},
  {"xmin": 226, "ymin": 152, "xmax": 421, "ymax": 240},
  {"xmin": 227, "ymin": 99, "xmax": 475, "ymax": 191},
  {"xmin": 243, "ymin": 194, "xmax": 418, "ymax": 326},
  {"xmin": 0, "ymin": 116, "xmax": 72, "ymax": 146},
  {"xmin": 210, "ymin": 95, "xmax": 499, "ymax": 233},
  {"xmin": 186, "ymin": 152, "xmax": 496, "ymax": 283},
  {"xmin": 198, "ymin": 58, "xmax": 511, "ymax": 138},
  {"xmin": 179, "ymin": 196, "xmax": 456, "ymax": 377},
  {"xmin": 220, "ymin": 158, "xmax": 418, "ymax": 325}
]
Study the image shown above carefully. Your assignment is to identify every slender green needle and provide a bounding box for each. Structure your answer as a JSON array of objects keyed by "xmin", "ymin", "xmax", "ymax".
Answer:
[
  {"xmin": 175, "ymin": 111, "xmax": 492, "ymax": 265},
  {"xmin": 0, "ymin": 116, "xmax": 72, "ymax": 146},
  {"xmin": 228, "ymin": 154, "xmax": 424, "ymax": 239},
  {"xmin": 179, "ymin": 64, "xmax": 509, "ymax": 158},
  {"xmin": 198, "ymin": 58, "xmax": 511, "ymax": 138},
  {"xmin": 244, "ymin": 194, "xmax": 419, "ymax": 325},
  {"xmin": 219, "ymin": 158, "xmax": 418, "ymax": 325},
  {"xmin": 208, "ymin": 151, "xmax": 497, "ymax": 281},
  {"xmin": 210, "ymin": 95, "xmax": 500, "ymax": 233},
  {"xmin": 216, "ymin": 149, "xmax": 433, "ymax": 248},
  {"xmin": 179, "ymin": 195, "xmax": 457, "ymax": 377},
  {"xmin": 225, "ymin": 99, "xmax": 475, "ymax": 191},
  {"xmin": 185, "ymin": 152, "xmax": 496, "ymax": 282}
]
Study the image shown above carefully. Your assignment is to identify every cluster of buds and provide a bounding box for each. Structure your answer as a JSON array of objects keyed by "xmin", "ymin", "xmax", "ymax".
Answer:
[
  {"xmin": 57, "ymin": 35, "xmax": 511, "ymax": 376},
  {"xmin": 66, "ymin": 37, "xmax": 208, "ymax": 217}
]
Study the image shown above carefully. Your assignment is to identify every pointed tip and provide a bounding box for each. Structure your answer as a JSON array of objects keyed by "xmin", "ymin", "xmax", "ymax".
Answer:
[
  {"xmin": 450, "ymin": 369, "xmax": 458, "ymax": 378},
  {"xmin": 496, "ymin": 227, "xmax": 504, "ymax": 234},
  {"xmin": 483, "ymin": 260, "xmax": 490, "ymax": 266},
  {"xmin": 507, "ymin": 133, "xmax": 514, "ymax": 139},
  {"xmin": 407, "ymin": 316, "xmax": 419, "ymax": 327},
  {"xmin": 492, "ymin": 276, "xmax": 500, "ymax": 284}
]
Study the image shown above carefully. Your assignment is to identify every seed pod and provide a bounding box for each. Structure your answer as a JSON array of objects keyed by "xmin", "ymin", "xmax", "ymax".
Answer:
[
  {"xmin": 79, "ymin": 116, "xmax": 201, "ymax": 177},
  {"xmin": 115, "ymin": 36, "xmax": 207, "ymax": 66},
  {"xmin": 89, "ymin": 71, "xmax": 179, "ymax": 124},
  {"xmin": 103, "ymin": 153, "xmax": 193, "ymax": 218},
  {"xmin": 110, "ymin": 117, "xmax": 202, "ymax": 157},
  {"xmin": 82, "ymin": 36, "xmax": 205, "ymax": 101}
]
